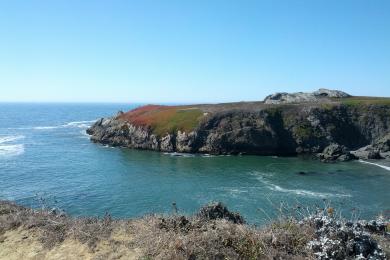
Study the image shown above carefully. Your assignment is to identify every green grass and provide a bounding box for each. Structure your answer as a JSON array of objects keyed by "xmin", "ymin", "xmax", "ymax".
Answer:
[
  {"xmin": 151, "ymin": 108, "xmax": 203, "ymax": 136},
  {"xmin": 338, "ymin": 96, "xmax": 390, "ymax": 106}
]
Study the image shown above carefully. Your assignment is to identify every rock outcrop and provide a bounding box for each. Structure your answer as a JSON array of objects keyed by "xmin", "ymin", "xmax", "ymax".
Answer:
[
  {"xmin": 197, "ymin": 202, "xmax": 245, "ymax": 224},
  {"xmin": 306, "ymin": 212, "xmax": 387, "ymax": 259},
  {"xmin": 317, "ymin": 143, "xmax": 357, "ymax": 162},
  {"xmin": 263, "ymin": 88, "xmax": 350, "ymax": 104},
  {"xmin": 87, "ymin": 90, "xmax": 390, "ymax": 162}
]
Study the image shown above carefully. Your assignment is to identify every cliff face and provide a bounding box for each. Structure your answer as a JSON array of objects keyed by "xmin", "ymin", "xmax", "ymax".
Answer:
[{"xmin": 87, "ymin": 100, "xmax": 390, "ymax": 161}]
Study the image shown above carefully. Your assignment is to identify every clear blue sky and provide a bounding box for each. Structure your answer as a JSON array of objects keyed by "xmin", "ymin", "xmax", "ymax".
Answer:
[{"xmin": 0, "ymin": 0, "xmax": 389, "ymax": 103}]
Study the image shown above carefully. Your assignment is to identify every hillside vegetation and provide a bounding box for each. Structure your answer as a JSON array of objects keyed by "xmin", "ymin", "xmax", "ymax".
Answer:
[
  {"xmin": 339, "ymin": 96, "xmax": 390, "ymax": 106},
  {"xmin": 119, "ymin": 105, "xmax": 204, "ymax": 137},
  {"xmin": 119, "ymin": 96, "xmax": 390, "ymax": 137}
]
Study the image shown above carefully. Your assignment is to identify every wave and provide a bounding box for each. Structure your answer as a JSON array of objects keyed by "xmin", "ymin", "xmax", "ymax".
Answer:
[
  {"xmin": 79, "ymin": 130, "xmax": 90, "ymax": 138},
  {"xmin": 33, "ymin": 126, "xmax": 59, "ymax": 130},
  {"xmin": 163, "ymin": 152, "xmax": 217, "ymax": 158},
  {"xmin": 63, "ymin": 120, "xmax": 96, "ymax": 128},
  {"xmin": 0, "ymin": 135, "xmax": 25, "ymax": 157},
  {"xmin": 164, "ymin": 152, "xmax": 195, "ymax": 157},
  {"xmin": 256, "ymin": 176, "xmax": 351, "ymax": 198},
  {"xmin": 0, "ymin": 135, "xmax": 25, "ymax": 144},
  {"xmin": 0, "ymin": 144, "xmax": 25, "ymax": 157},
  {"xmin": 358, "ymin": 160, "xmax": 390, "ymax": 171},
  {"xmin": 33, "ymin": 120, "xmax": 96, "ymax": 131}
]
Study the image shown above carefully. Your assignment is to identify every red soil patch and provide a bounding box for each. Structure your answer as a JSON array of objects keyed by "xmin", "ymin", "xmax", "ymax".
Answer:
[
  {"xmin": 118, "ymin": 105, "xmax": 204, "ymax": 136},
  {"xmin": 119, "ymin": 105, "xmax": 178, "ymax": 127}
]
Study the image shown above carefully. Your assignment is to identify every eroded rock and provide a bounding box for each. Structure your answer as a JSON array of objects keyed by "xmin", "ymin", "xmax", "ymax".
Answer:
[{"xmin": 264, "ymin": 88, "xmax": 350, "ymax": 104}]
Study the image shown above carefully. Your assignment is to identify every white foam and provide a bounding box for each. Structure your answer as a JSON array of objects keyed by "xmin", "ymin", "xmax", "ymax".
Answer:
[
  {"xmin": 33, "ymin": 120, "xmax": 96, "ymax": 130},
  {"xmin": 0, "ymin": 135, "xmax": 25, "ymax": 157},
  {"xmin": 0, "ymin": 135, "xmax": 25, "ymax": 144},
  {"xmin": 257, "ymin": 176, "xmax": 351, "ymax": 198},
  {"xmin": 202, "ymin": 154, "xmax": 216, "ymax": 158},
  {"xmin": 62, "ymin": 120, "xmax": 96, "ymax": 128},
  {"xmin": 166, "ymin": 152, "xmax": 195, "ymax": 157},
  {"xmin": 0, "ymin": 144, "xmax": 25, "ymax": 157},
  {"xmin": 358, "ymin": 160, "xmax": 390, "ymax": 171},
  {"xmin": 79, "ymin": 130, "xmax": 90, "ymax": 138},
  {"xmin": 33, "ymin": 126, "xmax": 59, "ymax": 130}
]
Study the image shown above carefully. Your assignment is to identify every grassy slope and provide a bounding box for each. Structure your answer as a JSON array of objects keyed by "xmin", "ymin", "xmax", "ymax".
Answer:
[
  {"xmin": 118, "ymin": 96, "xmax": 390, "ymax": 137},
  {"xmin": 338, "ymin": 96, "xmax": 390, "ymax": 106},
  {"xmin": 119, "ymin": 105, "xmax": 204, "ymax": 136}
]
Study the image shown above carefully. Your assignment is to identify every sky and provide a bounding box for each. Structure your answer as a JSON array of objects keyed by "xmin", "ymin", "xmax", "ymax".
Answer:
[{"xmin": 0, "ymin": 0, "xmax": 389, "ymax": 103}]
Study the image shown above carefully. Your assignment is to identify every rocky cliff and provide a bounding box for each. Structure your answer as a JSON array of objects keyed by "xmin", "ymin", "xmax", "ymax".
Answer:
[{"xmin": 87, "ymin": 89, "xmax": 390, "ymax": 161}]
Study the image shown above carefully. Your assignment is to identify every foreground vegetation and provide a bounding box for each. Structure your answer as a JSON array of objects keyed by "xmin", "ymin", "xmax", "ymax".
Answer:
[{"xmin": 0, "ymin": 201, "xmax": 389, "ymax": 259}]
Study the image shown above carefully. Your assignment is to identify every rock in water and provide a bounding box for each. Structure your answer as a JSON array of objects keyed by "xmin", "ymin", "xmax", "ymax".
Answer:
[{"xmin": 317, "ymin": 143, "xmax": 356, "ymax": 162}]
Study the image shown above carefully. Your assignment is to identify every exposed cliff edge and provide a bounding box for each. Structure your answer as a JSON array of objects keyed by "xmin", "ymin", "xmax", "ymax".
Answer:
[{"xmin": 87, "ymin": 89, "xmax": 390, "ymax": 161}]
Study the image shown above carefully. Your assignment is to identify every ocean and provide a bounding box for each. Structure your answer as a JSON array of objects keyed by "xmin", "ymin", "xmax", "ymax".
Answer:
[{"xmin": 1, "ymin": 103, "xmax": 389, "ymax": 223}]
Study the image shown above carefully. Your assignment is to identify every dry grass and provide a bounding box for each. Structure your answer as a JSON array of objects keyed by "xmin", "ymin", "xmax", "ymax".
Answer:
[
  {"xmin": 0, "ymin": 201, "xmax": 140, "ymax": 259},
  {"xmin": 0, "ymin": 200, "xmax": 316, "ymax": 259},
  {"xmin": 1, "ymin": 200, "xmax": 389, "ymax": 260},
  {"xmin": 132, "ymin": 214, "xmax": 315, "ymax": 260}
]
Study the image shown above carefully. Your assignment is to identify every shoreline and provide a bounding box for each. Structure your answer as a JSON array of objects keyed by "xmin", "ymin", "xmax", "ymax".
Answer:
[{"xmin": 87, "ymin": 93, "xmax": 390, "ymax": 163}]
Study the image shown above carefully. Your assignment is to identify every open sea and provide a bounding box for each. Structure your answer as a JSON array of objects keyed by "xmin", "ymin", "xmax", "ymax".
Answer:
[{"xmin": 1, "ymin": 103, "xmax": 389, "ymax": 223}]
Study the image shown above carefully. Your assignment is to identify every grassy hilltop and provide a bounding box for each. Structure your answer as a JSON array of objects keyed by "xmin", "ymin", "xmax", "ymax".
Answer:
[{"xmin": 118, "ymin": 96, "xmax": 390, "ymax": 137}]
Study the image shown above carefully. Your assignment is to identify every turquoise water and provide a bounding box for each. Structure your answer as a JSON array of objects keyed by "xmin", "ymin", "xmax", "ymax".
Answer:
[{"xmin": 0, "ymin": 103, "xmax": 389, "ymax": 223}]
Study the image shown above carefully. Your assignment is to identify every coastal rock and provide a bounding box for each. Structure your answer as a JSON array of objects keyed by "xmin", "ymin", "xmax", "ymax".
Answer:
[
  {"xmin": 160, "ymin": 134, "xmax": 175, "ymax": 152},
  {"xmin": 176, "ymin": 131, "xmax": 197, "ymax": 153},
  {"xmin": 197, "ymin": 202, "xmax": 245, "ymax": 224},
  {"xmin": 351, "ymin": 146, "xmax": 383, "ymax": 160},
  {"xmin": 87, "ymin": 117, "xmax": 159, "ymax": 150},
  {"xmin": 87, "ymin": 95, "xmax": 390, "ymax": 161},
  {"xmin": 317, "ymin": 143, "xmax": 356, "ymax": 162},
  {"xmin": 374, "ymin": 133, "xmax": 390, "ymax": 153},
  {"xmin": 313, "ymin": 88, "xmax": 351, "ymax": 98},
  {"xmin": 264, "ymin": 88, "xmax": 350, "ymax": 104},
  {"xmin": 264, "ymin": 92, "xmax": 317, "ymax": 104},
  {"xmin": 305, "ymin": 213, "xmax": 387, "ymax": 260}
]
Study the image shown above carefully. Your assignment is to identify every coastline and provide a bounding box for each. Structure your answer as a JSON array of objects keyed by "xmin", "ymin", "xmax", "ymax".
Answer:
[{"xmin": 87, "ymin": 91, "xmax": 390, "ymax": 162}]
